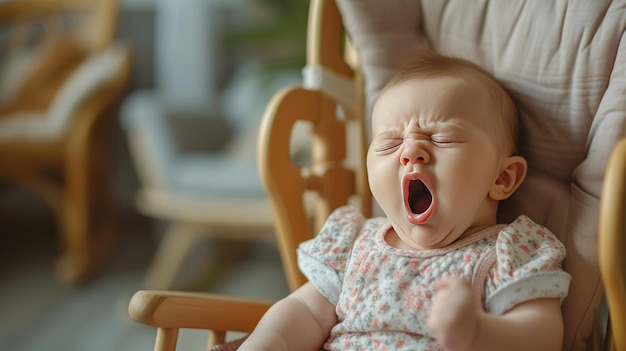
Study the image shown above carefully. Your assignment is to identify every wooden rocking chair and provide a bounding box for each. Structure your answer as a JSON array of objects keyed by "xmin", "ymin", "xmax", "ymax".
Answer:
[{"xmin": 129, "ymin": 1, "xmax": 626, "ymax": 350}]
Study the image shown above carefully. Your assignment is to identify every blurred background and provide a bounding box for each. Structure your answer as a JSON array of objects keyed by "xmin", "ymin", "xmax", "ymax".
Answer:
[{"xmin": 0, "ymin": 0, "xmax": 308, "ymax": 349}]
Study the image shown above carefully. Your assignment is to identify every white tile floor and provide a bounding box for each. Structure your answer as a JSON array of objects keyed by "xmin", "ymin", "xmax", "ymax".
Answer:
[{"xmin": 0, "ymin": 220, "xmax": 289, "ymax": 351}]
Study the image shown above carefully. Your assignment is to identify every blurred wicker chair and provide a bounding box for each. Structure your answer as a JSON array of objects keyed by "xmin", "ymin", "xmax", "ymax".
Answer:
[
  {"xmin": 120, "ymin": 1, "xmax": 303, "ymax": 290},
  {"xmin": 129, "ymin": 0, "xmax": 626, "ymax": 350},
  {"xmin": 0, "ymin": 0, "xmax": 131, "ymax": 283}
]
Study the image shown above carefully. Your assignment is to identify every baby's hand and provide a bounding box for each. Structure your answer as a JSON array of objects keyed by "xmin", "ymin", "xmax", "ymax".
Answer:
[{"xmin": 427, "ymin": 277, "xmax": 481, "ymax": 351}]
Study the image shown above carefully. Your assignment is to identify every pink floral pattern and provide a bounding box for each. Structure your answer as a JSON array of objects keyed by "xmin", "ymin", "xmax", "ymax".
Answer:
[{"xmin": 297, "ymin": 206, "xmax": 571, "ymax": 351}]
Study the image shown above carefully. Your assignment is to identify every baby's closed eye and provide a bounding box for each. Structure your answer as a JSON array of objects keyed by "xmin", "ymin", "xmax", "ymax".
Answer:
[
  {"xmin": 430, "ymin": 134, "xmax": 463, "ymax": 147},
  {"xmin": 374, "ymin": 138, "xmax": 403, "ymax": 153}
]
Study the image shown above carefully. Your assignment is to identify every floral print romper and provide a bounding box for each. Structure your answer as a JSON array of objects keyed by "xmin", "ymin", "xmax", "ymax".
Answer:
[{"xmin": 297, "ymin": 206, "xmax": 571, "ymax": 351}]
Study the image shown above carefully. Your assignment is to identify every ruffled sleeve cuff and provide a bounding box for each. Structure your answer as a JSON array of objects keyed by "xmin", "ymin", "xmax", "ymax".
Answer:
[
  {"xmin": 485, "ymin": 271, "xmax": 571, "ymax": 315},
  {"xmin": 297, "ymin": 248, "xmax": 342, "ymax": 305}
]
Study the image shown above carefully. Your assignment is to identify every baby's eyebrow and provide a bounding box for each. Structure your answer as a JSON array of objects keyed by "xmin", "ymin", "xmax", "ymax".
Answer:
[
  {"xmin": 419, "ymin": 120, "xmax": 468, "ymax": 134},
  {"xmin": 372, "ymin": 120, "xmax": 469, "ymax": 139}
]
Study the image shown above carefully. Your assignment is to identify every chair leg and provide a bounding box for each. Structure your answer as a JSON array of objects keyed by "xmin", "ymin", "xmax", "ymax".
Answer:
[
  {"xmin": 155, "ymin": 328, "xmax": 179, "ymax": 351},
  {"xmin": 142, "ymin": 222, "xmax": 202, "ymax": 290},
  {"xmin": 56, "ymin": 183, "xmax": 117, "ymax": 283},
  {"xmin": 207, "ymin": 330, "xmax": 226, "ymax": 348},
  {"xmin": 57, "ymin": 137, "xmax": 117, "ymax": 283},
  {"xmin": 56, "ymin": 191, "xmax": 88, "ymax": 282}
]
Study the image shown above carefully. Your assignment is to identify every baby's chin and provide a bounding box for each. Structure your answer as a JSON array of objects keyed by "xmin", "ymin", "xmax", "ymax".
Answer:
[{"xmin": 388, "ymin": 223, "xmax": 457, "ymax": 250}]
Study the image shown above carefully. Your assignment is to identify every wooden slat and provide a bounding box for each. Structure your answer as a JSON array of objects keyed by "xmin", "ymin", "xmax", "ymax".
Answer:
[{"xmin": 306, "ymin": 0, "xmax": 353, "ymax": 77}]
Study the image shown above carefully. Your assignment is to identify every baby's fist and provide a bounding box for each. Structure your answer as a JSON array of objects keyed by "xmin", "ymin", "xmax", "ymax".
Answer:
[{"xmin": 427, "ymin": 277, "xmax": 481, "ymax": 351}]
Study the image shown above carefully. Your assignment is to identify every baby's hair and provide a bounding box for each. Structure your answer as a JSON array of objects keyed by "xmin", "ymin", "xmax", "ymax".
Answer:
[{"xmin": 384, "ymin": 49, "xmax": 520, "ymax": 155}]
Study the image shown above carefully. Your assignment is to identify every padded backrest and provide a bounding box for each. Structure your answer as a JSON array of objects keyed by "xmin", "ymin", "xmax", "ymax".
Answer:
[{"xmin": 335, "ymin": 1, "xmax": 626, "ymax": 350}]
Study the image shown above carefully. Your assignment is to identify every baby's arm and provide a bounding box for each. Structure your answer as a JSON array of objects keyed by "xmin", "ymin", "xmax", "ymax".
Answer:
[
  {"xmin": 427, "ymin": 277, "xmax": 563, "ymax": 351},
  {"xmin": 238, "ymin": 282, "xmax": 338, "ymax": 351}
]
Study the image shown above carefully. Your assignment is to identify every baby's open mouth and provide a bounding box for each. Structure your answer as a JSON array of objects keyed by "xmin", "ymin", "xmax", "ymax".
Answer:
[{"xmin": 408, "ymin": 179, "xmax": 433, "ymax": 215}]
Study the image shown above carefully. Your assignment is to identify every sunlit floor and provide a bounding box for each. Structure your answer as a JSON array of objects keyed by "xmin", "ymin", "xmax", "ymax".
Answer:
[{"xmin": 0, "ymin": 217, "xmax": 289, "ymax": 351}]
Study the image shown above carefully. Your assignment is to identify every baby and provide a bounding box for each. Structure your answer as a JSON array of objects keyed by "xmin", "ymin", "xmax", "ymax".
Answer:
[{"xmin": 238, "ymin": 50, "xmax": 571, "ymax": 351}]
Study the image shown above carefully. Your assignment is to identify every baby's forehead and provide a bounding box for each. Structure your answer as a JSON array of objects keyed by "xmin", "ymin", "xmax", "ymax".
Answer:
[
  {"xmin": 383, "ymin": 72, "xmax": 493, "ymax": 101},
  {"xmin": 385, "ymin": 66, "xmax": 488, "ymax": 90},
  {"xmin": 373, "ymin": 74, "xmax": 512, "ymax": 142},
  {"xmin": 375, "ymin": 74, "xmax": 495, "ymax": 117}
]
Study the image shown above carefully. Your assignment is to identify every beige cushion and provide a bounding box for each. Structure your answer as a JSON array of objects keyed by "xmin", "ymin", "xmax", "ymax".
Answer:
[
  {"xmin": 336, "ymin": 1, "xmax": 626, "ymax": 350},
  {"xmin": 0, "ymin": 43, "xmax": 126, "ymax": 141}
]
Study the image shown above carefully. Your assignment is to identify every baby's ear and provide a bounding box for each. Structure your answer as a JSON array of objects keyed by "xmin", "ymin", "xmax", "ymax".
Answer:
[{"xmin": 489, "ymin": 156, "xmax": 527, "ymax": 200}]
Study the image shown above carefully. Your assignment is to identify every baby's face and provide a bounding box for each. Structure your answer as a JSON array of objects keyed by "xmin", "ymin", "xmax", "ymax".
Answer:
[{"xmin": 367, "ymin": 75, "xmax": 508, "ymax": 250}]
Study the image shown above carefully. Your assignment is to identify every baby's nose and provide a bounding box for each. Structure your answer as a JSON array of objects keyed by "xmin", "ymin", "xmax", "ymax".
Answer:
[{"xmin": 401, "ymin": 143, "xmax": 430, "ymax": 165}]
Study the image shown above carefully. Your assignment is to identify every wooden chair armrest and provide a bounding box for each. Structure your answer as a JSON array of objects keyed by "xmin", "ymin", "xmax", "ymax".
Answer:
[
  {"xmin": 128, "ymin": 290, "xmax": 273, "ymax": 333},
  {"xmin": 599, "ymin": 137, "xmax": 626, "ymax": 351}
]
